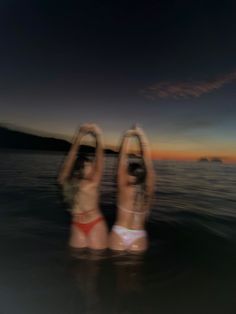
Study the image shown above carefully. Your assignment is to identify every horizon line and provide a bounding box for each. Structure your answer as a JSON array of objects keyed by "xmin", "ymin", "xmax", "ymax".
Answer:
[{"xmin": 1, "ymin": 122, "xmax": 235, "ymax": 163}]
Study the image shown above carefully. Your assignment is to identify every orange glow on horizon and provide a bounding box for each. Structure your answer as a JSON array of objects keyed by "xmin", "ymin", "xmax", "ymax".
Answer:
[
  {"xmin": 151, "ymin": 150, "xmax": 236, "ymax": 163},
  {"xmin": 105, "ymin": 145, "xmax": 236, "ymax": 163}
]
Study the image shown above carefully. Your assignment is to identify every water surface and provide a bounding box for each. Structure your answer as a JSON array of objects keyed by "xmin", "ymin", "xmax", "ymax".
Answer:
[{"xmin": 0, "ymin": 151, "xmax": 236, "ymax": 314}]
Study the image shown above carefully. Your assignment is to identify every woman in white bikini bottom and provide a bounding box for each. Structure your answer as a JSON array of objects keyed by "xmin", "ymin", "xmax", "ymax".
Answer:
[
  {"xmin": 109, "ymin": 126, "xmax": 154, "ymax": 252},
  {"xmin": 111, "ymin": 225, "xmax": 147, "ymax": 249},
  {"xmin": 110, "ymin": 206, "xmax": 148, "ymax": 251}
]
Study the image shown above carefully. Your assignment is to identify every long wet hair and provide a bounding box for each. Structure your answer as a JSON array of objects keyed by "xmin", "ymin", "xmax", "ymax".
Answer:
[
  {"xmin": 127, "ymin": 161, "xmax": 146, "ymax": 185},
  {"xmin": 127, "ymin": 160, "xmax": 149, "ymax": 211},
  {"xmin": 73, "ymin": 154, "xmax": 94, "ymax": 179}
]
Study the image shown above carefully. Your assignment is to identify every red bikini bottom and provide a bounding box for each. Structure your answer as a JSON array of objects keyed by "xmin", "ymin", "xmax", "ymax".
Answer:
[{"xmin": 72, "ymin": 216, "xmax": 104, "ymax": 236}]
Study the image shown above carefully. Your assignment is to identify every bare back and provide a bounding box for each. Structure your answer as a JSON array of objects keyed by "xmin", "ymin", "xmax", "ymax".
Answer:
[
  {"xmin": 116, "ymin": 183, "xmax": 150, "ymax": 229},
  {"xmin": 73, "ymin": 179, "xmax": 100, "ymax": 214},
  {"xmin": 58, "ymin": 124, "xmax": 108, "ymax": 250},
  {"xmin": 115, "ymin": 127, "xmax": 154, "ymax": 229}
]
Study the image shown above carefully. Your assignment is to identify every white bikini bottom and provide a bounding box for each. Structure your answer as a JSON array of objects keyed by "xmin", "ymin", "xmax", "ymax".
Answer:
[{"xmin": 112, "ymin": 225, "xmax": 147, "ymax": 249}]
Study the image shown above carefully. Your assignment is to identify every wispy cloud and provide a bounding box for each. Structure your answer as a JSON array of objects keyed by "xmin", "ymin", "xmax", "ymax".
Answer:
[{"xmin": 143, "ymin": 71, "xmax": 236, "ymax": 99}]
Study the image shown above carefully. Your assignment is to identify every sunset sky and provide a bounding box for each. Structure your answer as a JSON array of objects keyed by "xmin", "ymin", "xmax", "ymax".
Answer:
[{"xmin": 0, "ymin": 0, "xmax": 235, "ymax": 162}]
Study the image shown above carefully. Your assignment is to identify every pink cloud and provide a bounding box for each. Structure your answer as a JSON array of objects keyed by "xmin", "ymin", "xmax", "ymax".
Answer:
[{"xmin": 143, "ymin": 71, "xmax": 236, "ymax": 99}]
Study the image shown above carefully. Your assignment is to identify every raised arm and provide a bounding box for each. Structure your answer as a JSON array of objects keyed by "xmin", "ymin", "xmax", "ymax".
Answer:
[
  {"xmin": 135, "ymin": 127, "xmax": 155, "ymax": 197},
  {"xmin": 89, "ymin": 125, "xmax": 104, "ymax": 183},
  {"xmin": 57, "ymin": 125, "xmax": 87, "ymax": 185},
  {"xmin": 117, "ymin": 129, "xmax": 136, "ymax": 186}
]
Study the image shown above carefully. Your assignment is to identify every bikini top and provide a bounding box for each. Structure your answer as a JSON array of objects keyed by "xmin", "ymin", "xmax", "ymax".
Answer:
[{"xmin": 119, "ymin": 206, "xmax": 148, "ymax": 215}]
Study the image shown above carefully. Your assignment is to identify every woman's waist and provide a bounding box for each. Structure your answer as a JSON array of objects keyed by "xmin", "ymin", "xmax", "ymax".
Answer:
[
  {"xmin": 72, "ymin": 207, "xmax": 102, "ymax": 223},
  {"xmin": 72, "ymin": 203, "xmax": 99, "ymax": 213},
  {"xmin": 117, "ymin": 204, "xmax": 148, "ymax": 215},
  {"xmin": 73, "ymin": 195, "xmax": 98, "ymax": 208}
]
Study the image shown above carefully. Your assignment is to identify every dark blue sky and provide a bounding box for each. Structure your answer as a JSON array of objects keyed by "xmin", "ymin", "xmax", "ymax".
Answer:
[{"xmin": 0, "ymin": 0, "xmax": 235, "ymax": 160}]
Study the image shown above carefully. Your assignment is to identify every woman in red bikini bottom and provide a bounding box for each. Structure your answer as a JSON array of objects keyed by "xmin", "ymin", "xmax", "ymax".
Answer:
[
  {"xmin": 109, "ymin": 126, "xmax": 155, "ymax": 253},
  {"xmin": 58, "ymin": 124, "xmax": 108, "ymax": 250}
]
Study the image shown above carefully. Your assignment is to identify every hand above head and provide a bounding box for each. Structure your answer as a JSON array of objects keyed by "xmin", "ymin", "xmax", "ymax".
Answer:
[
  {"xmin": 125, "ymin": 126, "xmax": 149, "ymax": 151},
  {"xmin": 89, "ymin": 124, "xmax": 102, "ymax": 135},
  {"xmin": 79, "ymin": 123, "xmax": 92, "ymax": 134},
  {"xmin": 132, "ymin": 124, "xmax": 146, "ymax": 136},
  {"xmin": 124, "ymin": 129, "xmax": 137, "ymax": 137},
  {"xmin": 79, "ymin": 123, "xmax": 102, "ymax": 135},
  {"xmin": 124, "ymin": 124, "xmax": 145, "ymax": 138}
]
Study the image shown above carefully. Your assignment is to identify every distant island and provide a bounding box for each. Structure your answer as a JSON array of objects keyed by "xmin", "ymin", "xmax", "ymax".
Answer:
[
  {"xmin": 198, "ymin": 157, "xmax": 223, "ymax": 163},
  {"xmin": 0, "ymin": 126, "xmax": 117, "ymax": 155},
  {"xmin": 198, "ymin": 157, "xmax": 209, "ymax": 162},
  {"xmin": 211, "ymin": 157, "xmax": 223, "ymax": 163}
]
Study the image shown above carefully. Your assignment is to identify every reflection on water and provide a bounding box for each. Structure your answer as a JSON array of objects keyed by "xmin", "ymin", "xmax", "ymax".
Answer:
[
  {"xmin": 0, "ymin": 151, "xmax": 236, "ymax": 314},
  {"xmin": 69, "ymin": 249, "xmax": 147, "ymax": 314},
  {"xmin": 1, "ymin": 151, "xmax": 235, "ymax": 241}
]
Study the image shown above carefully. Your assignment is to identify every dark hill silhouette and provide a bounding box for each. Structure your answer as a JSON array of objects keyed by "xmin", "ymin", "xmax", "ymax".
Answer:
[
  {"xmin": 198, "ymin": 157, "xmax": 209, "ymax": 162},
  {"xmin": 210, "ymin": 157, "xmax": 223, "ymax": 163},
  {"xmin": 197, "ymin": 156, "xmax": 223, "ymax": 163},
  {"xmin": 0, "ymin": 126, "xmax": 117, "ymax": 155}
]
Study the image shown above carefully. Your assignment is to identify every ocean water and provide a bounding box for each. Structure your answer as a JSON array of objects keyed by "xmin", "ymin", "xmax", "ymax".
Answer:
[{"xmin": 0, "ymin": 150, "xmax": 236, "ymax": 314}]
